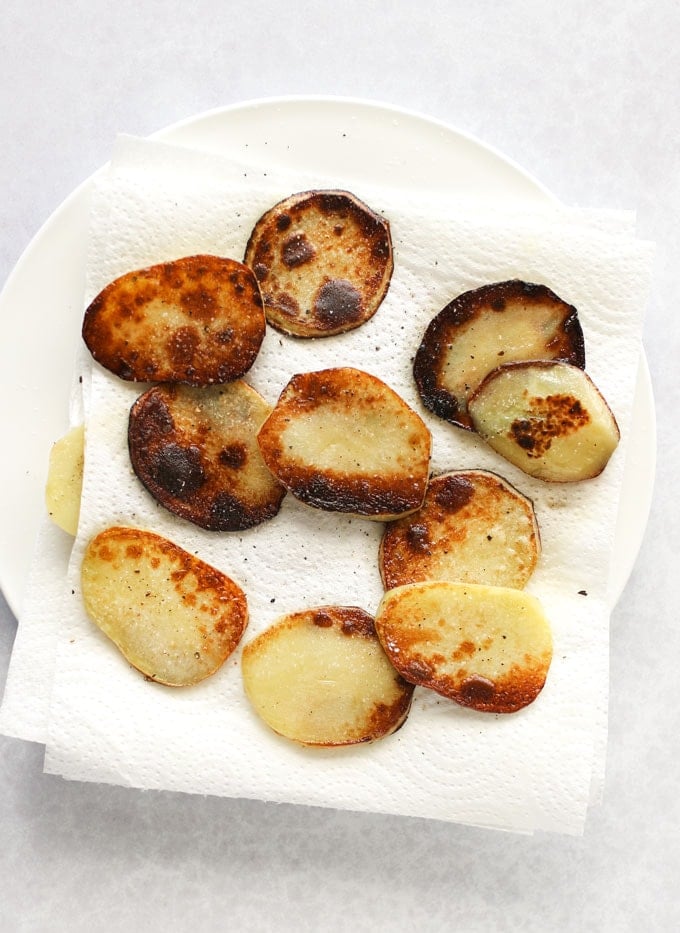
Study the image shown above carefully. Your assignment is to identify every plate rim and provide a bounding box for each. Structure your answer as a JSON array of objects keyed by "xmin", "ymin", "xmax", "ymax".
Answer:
[
  {"xmin": 0, "ymin": 94, "xmax": 655, "ymax": 617},
  {"xmin": 153, "ymin": 93, "xmax": 560, "ymax": 198}
]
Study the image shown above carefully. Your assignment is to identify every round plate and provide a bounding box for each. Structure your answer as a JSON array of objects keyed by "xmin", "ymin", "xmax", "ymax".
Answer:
[{"xmin": 0, "ymin": 96, "xmax": 654, "ymax": 617}]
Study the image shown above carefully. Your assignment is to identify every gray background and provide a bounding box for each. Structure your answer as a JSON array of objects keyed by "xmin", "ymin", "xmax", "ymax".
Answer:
[{"xmin": 1, "ymin": 2, "xmax": 678, "ymax": 930}]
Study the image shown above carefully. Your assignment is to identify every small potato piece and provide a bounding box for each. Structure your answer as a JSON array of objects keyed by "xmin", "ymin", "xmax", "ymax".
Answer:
[
  {"xmin": 375, "ymin": 581, "xmax": 553, "ymax": 713},
  {"xmin": 129, "ymin": 381, "xmax": 286, "ymax": 531},
  {"xmin": 257, "ymin": 367, "xmax": 431, "ymax": 520},
  {"xmin": 244, "ymin": 189, "xmax": 393, "ymax": 337},
  {"xmin": 413, "ymin": 280, "xmax": 585, "ymax": 430},
  {"xmin": 241, "ymin": 606, "xmax": 414, "ymax": 746},
  {"xmin": 82, "ymin": 255, "xmax": 265, "ymax": 385},
  {"xmin": 468, "ymin": 360, "xmax": 620, "ymax": 482},
  {"xmin": 45, "ymin": 424, "xmax": 84, "ymax": 535},
  {"xmin": 81, "ymin": 526, "xmax": 248, "ymax": 686},
  {"xmin": 380, "ymin": 470, "xmax": 540, "ymax": 590}
]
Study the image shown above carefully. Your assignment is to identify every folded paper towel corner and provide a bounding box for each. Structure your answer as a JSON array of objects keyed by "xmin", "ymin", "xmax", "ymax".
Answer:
[{"xmin": 0, "ymin": 134, "xmax": 656, "ymax": 836}]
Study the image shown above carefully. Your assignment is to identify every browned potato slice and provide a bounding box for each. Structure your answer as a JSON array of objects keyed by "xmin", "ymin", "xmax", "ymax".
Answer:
[
  {"xmin": 128, "ymin": 381, "xmax": 285, "ymax": 531},
  {"xmin": 375, "ymin": 581, "xmax": 553, "ymax": 713},
  {"xmin": 241, "ymin": 606, "xmax": 414, "ymax": 746},
  {"xmin": 82, "ymin": 255, "xmax": 265, "ymax": 385},
  {"xmin": 257, "ymin": 367, "xmax": 431, "ymax": 520},
  {"xmin": 244, "ymin": 189, "xmax": 393, "ymax": 337},
  {"xmin": 468, "ymin": 360, "xmax": 620, "ymax": 482},
  {"xmin": 413, "ymin": 280, "xmax": 585, "ymax": 430},
  {"xmin": 45, "ymin": 424, "xmax": 84, "ymax": 535},
  {"xmin": 379, "ymin": 470, "xmax": 540, "ymax": 590},
  {"xmin": 81, "ymin": 526, "xmax": 248, "ymax": 686}
]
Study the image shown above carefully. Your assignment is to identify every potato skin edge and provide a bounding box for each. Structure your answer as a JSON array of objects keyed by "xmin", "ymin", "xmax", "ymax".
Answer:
[
  {"xmin": 256, "ymin": 367, "xmax": 431, "ymax": 519},
  {"xmin": 128, "ymin": 383, "xmax": 286, "ymax": 532},
  {"xmin": 413, "ymin": 279, "xmax": 586, "ymax": 430},
  {"xmin": 468, "ymin": 359, "xmax": 620, "ymax": 483},
  {"xmin": 241, "ymin": 605, "xmax": 415, "ymax": 746},
  {"xmin": 244, "ymin": 189, "xmax": 393, "ymax": 338},
  {"xmin": 379, "ymin": 468, "xmax": 541, "ymax": 591},
  {"xmin": 82, "ymin": 255, "xmax": 266, "ymax": 385},
  {"xmin": 81, "ymin": 525, "xmax": 248, "ymax": 687},
  {"xmin": 375, "ymin": 582, "xmax": 553, "ymax": 714}
]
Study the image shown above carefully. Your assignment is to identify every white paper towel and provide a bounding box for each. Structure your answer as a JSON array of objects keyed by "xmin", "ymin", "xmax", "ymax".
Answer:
[{"xmin": 1, "ymin": 135, "xmax": 655, "ymax": 834}]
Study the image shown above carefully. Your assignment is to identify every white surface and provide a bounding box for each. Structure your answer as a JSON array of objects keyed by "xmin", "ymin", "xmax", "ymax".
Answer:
[{"xmin": 1, "ymin": 1, "xmax": 678, "ymax": 930}]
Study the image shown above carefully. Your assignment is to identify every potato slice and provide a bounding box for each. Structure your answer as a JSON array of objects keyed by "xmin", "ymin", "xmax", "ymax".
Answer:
[
  {"xmin": 257, "ymin": 367, "xmax": 431, "ymax": 520},
  {"xmin": 244, "ymin": 189, "xmax": 393, "ymax": 337},
  {"xmin": 468, "ymin": 360, "xmax": 620, "ymax": 482},
  {"xmin": 128, "ymin": 381, "xmax": 286, "ymax": 531},
  {"xmin": 82, "ymin": 255, "xmax": 265, "ymax": 385},
  {"xmin": 81, "ymin": 526, "xmax": 248, "ymax": 686},
  {"xmin": 375, "ymin": 581, "xmax": 553, "ymax": 713},
  {"xmin": 45, "ymin": 424, "xmax": 84, "ymax": 535},
  {"xmin": 241, "ymin": 606, "xmax": 414, "ymax": 746},
  {"xmin": 413, "ymin": 280, "xmax": 585, "ymax": 430},
  {"xmin": 379, "ymin": 470, "xmax": 540, "ymax": 590}
]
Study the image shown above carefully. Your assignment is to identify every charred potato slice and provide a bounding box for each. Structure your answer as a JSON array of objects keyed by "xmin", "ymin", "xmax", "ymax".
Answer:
[
  {"xmin": 468, "ymin": 360, "xmax": 620, "ymax": 482},
  {"xmin": 129, "ymin": 381, "xmax": 286, "ymax": 531},
  {"xmin": 45, "ymin": 424, "xmax": 84, "ymax": 535},
  {"xmin": 81, "ymin": 526, "xmax": 248, "ymax": 686},
  {"xmin": 82, "ymin": 255, "xmax": 265, "ymax": 385},
  {"xmin": 376, "ymin": 581, "xmax": 553, "ymax": 713},
  {"xmin": 244, "ymin": 189, "xmax": 393, "ymax": 337},
  {"xmin": 257, "ymin": 367, "xmax": 431, "ymax": 520},
  {"xmin": 413, "ymin": 280, "xmax": 585, "ymax": 430},
  {"xmin": 241, "ymin": 606, "xmax": 414, "ymax": 746},
  {"xmin": 380, "ymin": 470, "xmax": 540, "ymax": 590}
]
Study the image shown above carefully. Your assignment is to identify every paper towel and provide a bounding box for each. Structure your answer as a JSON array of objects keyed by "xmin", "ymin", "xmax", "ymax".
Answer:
[{"xmin": 2, "ymin": 135, "xmax": 655, "ymax": 834}]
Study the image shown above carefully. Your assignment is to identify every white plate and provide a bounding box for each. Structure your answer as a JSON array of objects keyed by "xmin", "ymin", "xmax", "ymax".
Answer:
[{"xmin": 0, "ymin": 95, "xmax": 655, "ymax": 618}]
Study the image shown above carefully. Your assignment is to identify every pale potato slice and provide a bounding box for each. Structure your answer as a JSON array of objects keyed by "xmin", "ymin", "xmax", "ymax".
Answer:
[
  {"xmin": 82, "ymin": 255, "xmax": 265, "ymax": 385},
  {"xmin": 244, "ymin": 189, "xmax": 393, "ymax": 337},
  {"xmin": 257, "ymin": 367, "xmax": 431, "ymax": 519},
  {"xmin": 81, "ymin": 526, "xmax": 248, "ymax": 686},
  {"xmin": 241, "ymin": 606, "xmax": 414, "ymax": 746},
  {"xmin": 375, "ymin": 581, "xmax": 553, "ymax": 713},
  {"xmin": 413, "ymin": 280, "xmax": 585, "ymax": 430},
  {"xmin": 379, "ymin": 470, "xmax": 540, "ymax": 590},
  {"xmin": 45, "ymin": 424, "xmax": 84, "ymax": 535},
  {"xmin": 128, "ymin": 381, "xmax": 286, "ymax": 531},
  {"xmin": 468, "ymin": 360, "xmax": 620, "ymax": 482}
]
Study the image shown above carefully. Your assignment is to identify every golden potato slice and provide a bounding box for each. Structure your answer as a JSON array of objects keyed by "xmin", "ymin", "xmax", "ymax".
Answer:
[
  {"xmin": 375, "ymin": 581, "xmax": 553, "ymax": 713},
  {"xmin": 45, "ymin": 424, "xmax": 84, "ymax": 535},
  {"xmin": 82, "ymin": 255, "xmax": 265, "ymax": 385},
  {"xmin": 379, "ymin": 470, "xmax": 540, "ymax": 590},
  {"xmin": 468, "ymin": 360, "xmax": 620, "ymax": 482},
  {"xmin": 81, "ymin": 526, "xmax": 248, "ymax": 686},
  {"xmin": 257, "ymin": 367, "xmax": 431, "ymax": 520},
  {"xmin": 413, "ymin": 280, "xmax": 585, "ymax": 430},
  {"xmin": 128, "ymin": 381, "xmax": 286, "ymax": 531},
  {"xmin": 241, "ymin": 606, "xmax": 414, "ymax": 746},
  {"xmin": 244, "ymin": 189, "xmax": 393, "ymax": 337}
]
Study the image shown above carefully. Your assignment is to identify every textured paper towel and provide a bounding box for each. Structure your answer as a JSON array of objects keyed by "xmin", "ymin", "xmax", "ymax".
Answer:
[
  {"xmin": 4, "ymin": 136, "xmax": 655, "ymax": 834},
  {"xmin": 0, "ymin": 348, "xmax": 87, "ymax": 744}
]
